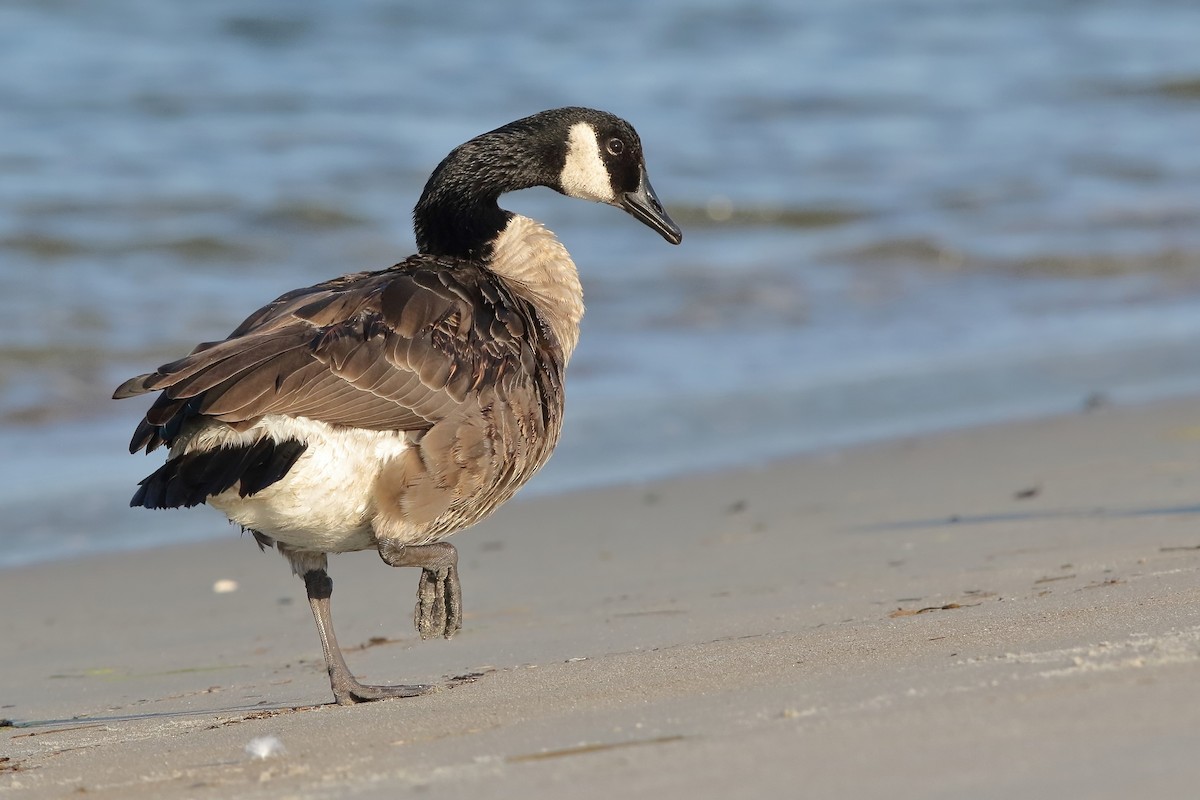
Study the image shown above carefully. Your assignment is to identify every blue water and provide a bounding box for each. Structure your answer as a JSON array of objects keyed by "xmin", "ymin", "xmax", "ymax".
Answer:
[{"xmin": 3, "ymin": 0, "xmax": 1200, "ymax": 567}]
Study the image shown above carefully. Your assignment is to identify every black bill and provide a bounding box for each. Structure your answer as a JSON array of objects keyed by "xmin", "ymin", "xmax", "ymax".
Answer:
[{"xmin": 617, "ymin": 167, "xmax": 682, "ymax": 245}]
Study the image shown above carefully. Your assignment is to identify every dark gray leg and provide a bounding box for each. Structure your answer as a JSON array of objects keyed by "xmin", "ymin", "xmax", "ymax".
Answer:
[
  {"xmin": 303, "ymin": 569, "xmax": 433, "ymax": 705},
  {"xmin": 377, "ymin": 541, "xmax": 462, "ymax": 640}
]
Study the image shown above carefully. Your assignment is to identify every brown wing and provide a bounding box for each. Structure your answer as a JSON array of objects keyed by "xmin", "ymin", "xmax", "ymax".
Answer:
[{"xmin": 115, "ymin": 256, "xmax": 555, "ymax": 454}]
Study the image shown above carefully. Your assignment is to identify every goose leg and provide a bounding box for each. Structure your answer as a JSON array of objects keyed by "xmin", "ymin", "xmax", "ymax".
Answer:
[
  {"xmin": 377, "ymin": 541, "xmax": 462, "ymax": 640},
  {"xmin": 302, "ymin": 568, "xmax": 433, "ymax": 705}
]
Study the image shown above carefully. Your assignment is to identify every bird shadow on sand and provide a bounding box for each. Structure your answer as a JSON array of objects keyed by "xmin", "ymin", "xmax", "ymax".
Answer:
[
  {"xmin": 4, "ymin": 701, "xmax": 327, "ymax": 733},
  {"xmin": 5, "ymin": 668, "xmax": 489, "ymax": 731}
]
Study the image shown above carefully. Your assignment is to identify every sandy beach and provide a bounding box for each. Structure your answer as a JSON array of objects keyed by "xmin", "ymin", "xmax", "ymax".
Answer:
[{"xmin": 4, "ymin": 397, "xmax": 1200, "ymax": 798}]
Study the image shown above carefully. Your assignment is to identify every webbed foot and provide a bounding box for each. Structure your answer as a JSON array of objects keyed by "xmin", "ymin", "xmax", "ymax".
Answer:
[{"xmin": 378, "ymin": 540, "xmax": 462, "ymax": 639}]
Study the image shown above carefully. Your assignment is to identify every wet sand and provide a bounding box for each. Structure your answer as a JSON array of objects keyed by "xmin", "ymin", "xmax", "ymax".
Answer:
[{"xmin": 5, "ymin": 398, "xmax": 1200, "ymax": 798}]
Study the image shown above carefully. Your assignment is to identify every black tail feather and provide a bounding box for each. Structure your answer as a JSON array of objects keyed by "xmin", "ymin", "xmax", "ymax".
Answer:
[
  {"xmin": 130, "ymin": 396, "xmax": 204, "ymax": 454},
  {"xmin": 130, "ymin": 438, "xmax": 308, "ymax": 510},
  {"xmin": 238, "ymin": 439, "xmax": 307, "ymax": 497}
]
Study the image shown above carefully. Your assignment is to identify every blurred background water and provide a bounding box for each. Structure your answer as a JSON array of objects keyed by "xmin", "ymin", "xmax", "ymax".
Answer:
[{"xmin": 3, "ymin": 0, "xmax": 1200, "ymax": 566}]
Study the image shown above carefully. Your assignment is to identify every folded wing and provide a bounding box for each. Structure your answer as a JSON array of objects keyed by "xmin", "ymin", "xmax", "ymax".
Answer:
[{"xmin": 115, "ymin": 256, "xmax": 553, "ymax": 456}]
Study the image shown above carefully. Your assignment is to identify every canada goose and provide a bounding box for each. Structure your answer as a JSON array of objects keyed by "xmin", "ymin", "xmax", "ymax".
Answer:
[{"xmin": 114, "ymin": 107, "xmax": 681, "ymax": 705}]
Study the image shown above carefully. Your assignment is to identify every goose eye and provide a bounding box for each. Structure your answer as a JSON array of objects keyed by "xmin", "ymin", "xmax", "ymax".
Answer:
[{"xmin": 606, "ymin": 137, "xmax": 624, "ymax": 156}]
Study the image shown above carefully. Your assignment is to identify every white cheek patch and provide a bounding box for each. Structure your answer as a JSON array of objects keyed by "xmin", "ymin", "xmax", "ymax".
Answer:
[{"xmin": 560, "ymin": 122, "xmax": 615, "ymax": 202}]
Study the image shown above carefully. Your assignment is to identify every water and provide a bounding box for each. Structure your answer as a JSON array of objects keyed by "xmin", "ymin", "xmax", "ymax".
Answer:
[{"xmin": 3, "ymin": 0, "xmax": 1200, "ymax": 567}]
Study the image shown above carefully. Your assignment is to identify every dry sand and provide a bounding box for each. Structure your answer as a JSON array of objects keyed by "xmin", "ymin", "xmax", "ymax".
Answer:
[{"xmin": 5, "ymin": 398, "xmax": 1200, "ymax": 798}]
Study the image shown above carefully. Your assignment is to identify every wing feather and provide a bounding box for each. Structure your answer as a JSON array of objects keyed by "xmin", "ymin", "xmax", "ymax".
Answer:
[{"xmin": 117, "ymin": 256, "xmax": 557, "ymax": 454}]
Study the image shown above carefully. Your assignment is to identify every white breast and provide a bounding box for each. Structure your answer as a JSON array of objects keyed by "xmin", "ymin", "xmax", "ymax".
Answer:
[{"xmin": 177, "ymin": 416, "xmax": 410, "ymax": 553}]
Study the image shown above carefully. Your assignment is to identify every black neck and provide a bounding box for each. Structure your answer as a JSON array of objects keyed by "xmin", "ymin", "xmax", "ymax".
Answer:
[
  {"xmin": 412, "ymin": 127, "xmax": 561, "ymax": 261},
  {"xmin": 413, "ymin": 195, "xmax": 511, "ymax": 262}
]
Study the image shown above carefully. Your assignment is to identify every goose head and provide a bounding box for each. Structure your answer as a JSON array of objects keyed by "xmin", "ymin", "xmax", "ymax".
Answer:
[
  {"xmin": 414, "ymin": 107, "xmax": 682, "ymax": 260},
  {"xmin": 554, "ymin": 109, "xmax": 683, "ymax": 245}
]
